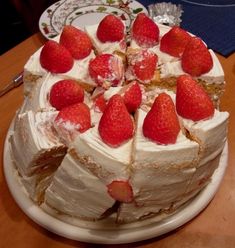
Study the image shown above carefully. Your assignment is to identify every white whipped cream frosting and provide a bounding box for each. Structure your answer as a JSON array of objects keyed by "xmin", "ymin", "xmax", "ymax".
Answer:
[
  {"xmin": 133, "ymin": 109, "xmax": 199, "ymax": 167},
  {"xmin": 10, "ymin": 110, "xmax": 64, "ymax": 176},
  {"xmin": 62, "ymin": 50, "xmax": 96, "ymax": 84},
  {"xmin": 24, "ymin": 48, "xmax": 46, "ymax": 77},
  {"xmin": 181, "ymin": 109, "xmax": 229, "ymax": 165},
  {"xmin": 71, "ymin": 126, "xmax": 132, "ymax": 184},
  {"xmin": 103, "ymin": 86, "xmax": 123, "ymax": 100},
  {"xmin": 44, "ymin": 153, "xmax": 115, "ymax": 220}
]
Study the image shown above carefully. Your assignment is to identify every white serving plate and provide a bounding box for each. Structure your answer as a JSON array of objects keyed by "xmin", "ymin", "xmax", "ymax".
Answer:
[{"xmin": 4, "ymin": 121, "xmax": 228, "ymax": 244}]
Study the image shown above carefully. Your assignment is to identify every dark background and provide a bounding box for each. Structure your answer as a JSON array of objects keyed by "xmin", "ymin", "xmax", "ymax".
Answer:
[{"xmin": 0, "ymin": 0, "xmax": 57, "ymax": 55}]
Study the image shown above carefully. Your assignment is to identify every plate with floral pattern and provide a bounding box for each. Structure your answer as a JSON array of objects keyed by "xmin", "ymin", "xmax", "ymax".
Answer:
[{"xmin": 39, "ymin": 0, "xmax": 147, "ymax": 39}]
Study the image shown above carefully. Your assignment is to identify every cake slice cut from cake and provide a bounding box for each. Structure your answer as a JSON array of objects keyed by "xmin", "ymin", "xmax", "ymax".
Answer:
[
  {"xmin": 84, "ymin": 14, "xmax": 126, "ymax": 57},
  {"xmin": 85, "ymin": 24, "xmax": 126, "ymax": 55},
  {"xmin": 43, "ymin": 94, "xmax": 134, "ymax": 220},
  {"xmin": 9, "ymin": 110, "xmax": 67, "ymax": 202},
  {"xmin": 117, "ymin": 108, "xmax": 200, "ymax": 222}
]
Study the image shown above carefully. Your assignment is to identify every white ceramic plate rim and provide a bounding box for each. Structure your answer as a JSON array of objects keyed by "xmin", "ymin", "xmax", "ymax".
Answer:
[
  {"xmin": 3, "ymin": 120, "xmax": 228, "ymax": 244},
  {"xmin": 38, "ymin": 0, "xmax": 147, "ymax": 39}
]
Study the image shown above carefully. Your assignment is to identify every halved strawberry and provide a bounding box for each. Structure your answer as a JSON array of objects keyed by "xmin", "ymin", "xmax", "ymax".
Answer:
[
  {"xmin": 143, "ymin": 93, "xmax": 180, "ymax": 145},
  {"xmin": 93, "ymin": 93, "xmax": 107, "ymax": 113},
  {"xmin": 181, "ymin": 37, "xmax": 213, "ymax": 76},
  {"xmin": 55, "ymin": 102, "xmax": 91, "ymax": 133},
  {"xmin": 49, "ymin": 79, "xmax": 84, "ymax": 110},
  {"xmin": 128, "ymin": 49, "xmax": 158, "ymax": 83},
  {"xmin": 176, "ymin": 75, "xmax": 214, "ymax": 121},
  {"xmin": 98, "ymin": 94, "xmax": 134, "ymax": 147},
  {"xmin": 60, "ymin": 25, "xmax": 92, "ymax": 60},
  {"xmin": 131, "ymin": 13, "xmax": 159, "ymax": 48},
  {"xmin": 97, "ymin": 14, "xmax": 125, "ymax": 43},
  {"xmin": 160, "ymin": 26, "xmax": 191, "ymax": 57},
  {"xmin": 107, "ymin": 180, "xmax": 133, "ymax": 203},
  {"xmin": 123, "ymin": 81, "xmax": 142, "ymax": 113},
  {"xmin": 89, "ymin": 54, "xmax": 124, "ymax": 88},
  {"xmin": 40, "ymin": 40, "xmax": 73, "ymax": 73}
]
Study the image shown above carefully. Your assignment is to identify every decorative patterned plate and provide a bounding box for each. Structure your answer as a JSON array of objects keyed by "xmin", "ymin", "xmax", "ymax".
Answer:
[{"xmin": 39, "ymin": 0, "xmax": 147, "ymax": 39}]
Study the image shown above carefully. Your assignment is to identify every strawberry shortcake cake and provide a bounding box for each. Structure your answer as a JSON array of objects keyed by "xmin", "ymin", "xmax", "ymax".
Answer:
[{"xmin": 10, "ymin": 13, "xmax": 228, "ymax": 224}]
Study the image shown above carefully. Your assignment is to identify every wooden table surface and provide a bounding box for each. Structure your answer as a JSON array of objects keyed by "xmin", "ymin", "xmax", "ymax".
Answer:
[{"xmin": 0, "ymin": 33, "xmax": 235, "ymax": 248}]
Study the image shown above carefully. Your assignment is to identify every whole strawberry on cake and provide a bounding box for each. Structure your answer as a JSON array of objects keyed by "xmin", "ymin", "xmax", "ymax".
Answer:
[{"xmin": 10, "ymin": 13, "xmax": 229, "ymax": 224}]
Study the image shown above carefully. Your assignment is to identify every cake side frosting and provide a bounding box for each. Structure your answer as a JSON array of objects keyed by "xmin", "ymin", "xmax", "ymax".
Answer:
[
  {"xmin": 70, "ymin": 126, "xmax": 132, "ymax": 183},
  {"xmin": 182, "ymin": 109, "xmax": 229, "ymax": 165},
  {"xmin": 44, "ymin": 153, "xmax": 115, "ymax": 220},
  {"xmin": 10, "ymin": 110, "xmax": 67, "ymax": 202}
]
